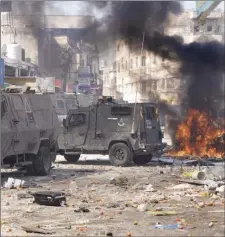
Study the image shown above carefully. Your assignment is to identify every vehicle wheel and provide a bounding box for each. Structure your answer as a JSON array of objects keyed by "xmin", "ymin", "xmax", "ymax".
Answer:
[
  {"xmin": 31, "ymin": 146, "xmax": 52, "ymax": 176},
  {"xmin": 64, "ymin": 154, "xmax": 80, "ymax": 163},
  {"xmin": 133, "ymin": 154, "xmax": 152, "ymax": 165},
  {"xmin": 109, "ymin": 143, "xmax": 133, "ymax": 167}
]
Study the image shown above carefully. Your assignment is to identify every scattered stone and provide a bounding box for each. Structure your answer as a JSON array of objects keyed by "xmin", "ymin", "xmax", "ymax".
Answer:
[
  {"xmin": 74, "ymin": 206, "xmax": 90, "ymax": 213},
  {"xmin": 211, "ymin": 194, "xmax": 219, "ymax": 200},
  {"xmin": 209, "ymin": 222, "xmax": 214, "ymax": 228},
  {"xmin": 137, "ymin": 203, "xmax": 148, "ymax": 212},
  {"xmin": 17, "ymin": 192, "xmax": 33, "ymax": 200},
  {"xmin": 144, "ymin": 184, "xmax": 156, "ymax": 192},
  {"xmin": 169, "ymin": 194, "xmax": 182, "ymax": 202},
  {"xmin": 107, "ymin": 203, "xmax": 120, "ymax": 208},
  {"xmin": 216, "ymin": 185, "xmax": 225, "ymax": 193},
  {"xmin": 168, "ymin": 183, "xmax": 195, "ymax": 190},
  {"xmin": 110, "ymin": 176, "xmax": 129, "ymax": 187},
  {"xmin": 149, "ymin": 193, "xmax": 166, "ymax": 203},
  {"xmin": 198, "ymin": 202, "xmax": 205, "ymax": 208},
  {"xmin": 106, "ymin": 232, "xmax": 113, "ymax": 236}
]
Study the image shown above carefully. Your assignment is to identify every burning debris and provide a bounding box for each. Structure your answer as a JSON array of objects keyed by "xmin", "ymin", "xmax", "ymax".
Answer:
[
  {"xmin": 90, "ymin": 1, "xmax": 225, "ymax": 156},
  {"xmin": 168, "ymin": 109, "xmax": 225, "ymax": 158}
]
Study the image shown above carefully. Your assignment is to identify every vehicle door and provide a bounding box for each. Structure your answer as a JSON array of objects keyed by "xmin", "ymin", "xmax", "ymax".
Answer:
[
  {"xmin": 142, "ymin": 104, "xmax": 161, "ymax": 144},
  {"xmin": 65, "ymin": 112, "xmax": 89, "ymax": 148},
  {"xmin": 10, "ymin": 94, "xmax": 29, "ymax": 153},
  {"xmin": 1, "ymin": 95, "xmax": 15, "ymax": 159}
]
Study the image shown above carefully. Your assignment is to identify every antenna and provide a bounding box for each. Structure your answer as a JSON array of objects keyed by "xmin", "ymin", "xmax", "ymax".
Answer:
[{"xmin": 131, "ymin": 32, "xmax": 145, "ymax": 134}]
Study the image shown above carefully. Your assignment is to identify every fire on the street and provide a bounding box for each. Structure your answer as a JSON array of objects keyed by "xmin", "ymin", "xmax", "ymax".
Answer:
[{"xmin": 169, "ymin": 109, "xmax": 225, "ymax": 158}]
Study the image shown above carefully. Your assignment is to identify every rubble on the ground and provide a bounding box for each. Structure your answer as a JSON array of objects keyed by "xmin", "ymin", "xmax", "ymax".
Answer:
[{"xmin": 1, "ymin": 155, "xmax": 225, "ymax": 236}]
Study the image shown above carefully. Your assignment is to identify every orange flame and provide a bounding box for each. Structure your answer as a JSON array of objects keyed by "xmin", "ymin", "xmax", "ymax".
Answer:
[{"xmin": 169, "ymin": 109, "xmax": 225, "ymax": 158}]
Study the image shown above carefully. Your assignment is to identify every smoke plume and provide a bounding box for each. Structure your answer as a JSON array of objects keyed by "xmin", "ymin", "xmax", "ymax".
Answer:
[{"xmin": 90, "ymin": 1, "xmax": 224, "ymax": 113}]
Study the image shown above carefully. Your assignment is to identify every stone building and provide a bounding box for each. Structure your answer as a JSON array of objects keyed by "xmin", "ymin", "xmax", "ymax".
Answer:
[
  {"xmin": 101, "ymin": 10, "xmax": 224, "ymax": 104},
  {"xmin": 1, "ymin": 1, "xmax": 100, "ymax": 93}
]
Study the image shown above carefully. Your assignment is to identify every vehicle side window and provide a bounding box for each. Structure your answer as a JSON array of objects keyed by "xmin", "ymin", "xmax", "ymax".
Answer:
[
  {"xmin": 69, "ymin": 114, "xmax": 85, "ymax": 126},
  {"xmin": 145, "ymin": 107, "xmax": 157, "ymax": 120},
  {"xmin": 111, "ymin": 106, "xmax": 131, "ymax": 115},
  {"xmin": 1, "ymin": 97, "xmax": 7, "ymax": 119}
]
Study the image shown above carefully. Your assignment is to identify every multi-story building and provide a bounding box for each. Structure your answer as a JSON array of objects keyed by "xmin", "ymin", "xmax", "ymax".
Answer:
[
  {"xmin": 1, "ymin": 1, "xmax": 101, "ymax": 93},
  {"xmin": 102, "ymin": 10, "xmax": 224, "ymax": 104}
]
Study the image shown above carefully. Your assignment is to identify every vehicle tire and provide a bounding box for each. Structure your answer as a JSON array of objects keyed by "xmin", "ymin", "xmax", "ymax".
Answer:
[
  {"xmin": 109, "ymin": 143, "xmax": 133, "ymax": 167},
  {"xmin": 64, "ymin": 154, "xmax": 80, "ymax": 163},
  {"xmin": 32, "ymin": 146, "xmax": 52, "ymax": 176},
  {"xmin": 133, "ymin": 154, "xmax": 152, "ymax": 165}
]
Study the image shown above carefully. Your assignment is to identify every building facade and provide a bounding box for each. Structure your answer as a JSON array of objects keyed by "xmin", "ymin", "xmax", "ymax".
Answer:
[{"xmin": 101, "ymin": 10, "xmax": 224, "ymax": 104}]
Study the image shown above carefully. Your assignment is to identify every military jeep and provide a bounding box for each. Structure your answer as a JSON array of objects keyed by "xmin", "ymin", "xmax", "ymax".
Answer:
[
  {"xmin": 58, "ymin": 102, "xmax": 165, "ymax": 166},
  {"xmin": 1, "ymin": 89, "xmax": 60, "ymax": 175}
]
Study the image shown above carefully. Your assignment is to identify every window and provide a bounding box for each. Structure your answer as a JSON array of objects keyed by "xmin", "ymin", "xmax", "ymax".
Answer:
[
  {"xmin": 69, "ymin": 114, "xmax": 85, "ymax": 126},
  {"xmin": 145, "ymin": 107, "xmax": 157, "ymax": 120},
  {"xmin": 81, "ymin": 59, "xmax": 85, "ymax": 66},
  {"xmin": 121, "ymin": 58, "xmax": 124, "ymax": 70},
  {"xmin": 141, "ymin": 56, "xmax": 146, "ymax": 66},
  {"xmin": 111, "ymin": 106, "xmax": 131, "ymax": 115},
  {"xmin": 216, "ymin": 25, "xmax": 221, "ymax": 33},
  {"xmin": 125, "ymin": 61, "xmax": 128, "ymax": 70},
  {"xmin": 207, "ymin": 25, "xmax": 212, "ymax": 32},
  {"xmin": 1, "ymin": 97, "xmax": 7, "ymax": 119},
  {"xmin": 194, "ymin": 25, "xmax": 200, "ymax": 33},
  {"xmin": 136, "ymin": 57, "xmax": 138, "ymax": 67},
  {"xmin": 130, "ymin": 59, "xmax": 133, "ymax": 69},
  {"xmin": 56, "ymin": 100, "xmax": 66, "ymax": 109},
  {"xmin": 118, "ymin": 63, "xmax": 120, "ymax": 72},
  {"xmin": 141, "ymin": 81, "xmax": 147, "ymax": 93},
  {"xmin": 167, "ymin": 79, "xmax": 175, "ymax": 89},
  {"xmin": 113, "ymin": 62, "xmax": 116, "ymax": 70},
  {"xmin": 161, "ymin": 79, "xmax": 166, "ymax": 89}
]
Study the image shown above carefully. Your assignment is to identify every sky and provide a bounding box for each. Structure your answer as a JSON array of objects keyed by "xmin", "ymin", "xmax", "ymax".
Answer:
[{"xmin": 44, "ymin": 1, "xmax": 225, "ymax": 15}]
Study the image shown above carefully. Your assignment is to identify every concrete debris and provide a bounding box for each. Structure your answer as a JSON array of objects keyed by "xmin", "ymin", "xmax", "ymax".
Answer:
[
  {"xmin": 144, "ymin": 184, "xmax": 156, "ymax": 192},
  {"xmin": 110, "ymin": 176, "xmax": 129, "ymax": 187},
  {"xmin": 1, "ymin": 155, "xmax": 225, "ymax": 236},
  {"xmin": 3, "ymin": 177, "xmax": 39, "ymax": 189},
  {"xmin": 149, "ymin": 193, "xmax": 167, "ymax": 203},
  {"xmin": 74, "ymin": 206, "xmax": 90, "ymax": 213},
  {"xmin": 168, "ymin": 183, "xmax": 196, "ymax": 190},
  {"xmin": 22, "ymin": 225, "xmax": 56, "ymax": 234},
  {"xmin": 149, "ymin": 210, "xmax": 177, "ymax": 216},
  {"xmin": 137, "ymin": 203, "xmax": 149, "ymax": 212},
  {"xmin": 216, "ymin": 185, "xmax": 225, "ymax": 193},
  {"xmin": 17, "ymin": 192, "xmax": 33, "ymax": 200}
]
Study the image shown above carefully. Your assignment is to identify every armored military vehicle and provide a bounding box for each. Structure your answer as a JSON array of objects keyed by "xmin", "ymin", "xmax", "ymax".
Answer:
[
  {"xmin": 1, "ymin": 88, "xmax": 60, "ymax": 175},
  {"xmin": 58, "ymin": 101, "xmax": 166, "ymax": 166}
]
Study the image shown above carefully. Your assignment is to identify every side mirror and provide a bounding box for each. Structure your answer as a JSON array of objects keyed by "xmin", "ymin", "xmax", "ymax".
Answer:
[{"xmin": 62, "ymin": 119, "xmax": 67, "ymax": 128}]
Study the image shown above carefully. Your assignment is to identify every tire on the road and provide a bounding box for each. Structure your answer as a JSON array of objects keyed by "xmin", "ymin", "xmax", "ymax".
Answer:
[
  {"xmin": 26, "ymin": 146, "xmax": 52, "ymax": 176},
  {"xmin": 64, "ymin": 154, "xmax": 80, "ymax": 163},
  {"xmin": 133, "ymin": 154, "xmax": 152, "ymax": 165},
  {"xmin": 109, "ymin": 142, "xmax": 133, "ymax": 167}
]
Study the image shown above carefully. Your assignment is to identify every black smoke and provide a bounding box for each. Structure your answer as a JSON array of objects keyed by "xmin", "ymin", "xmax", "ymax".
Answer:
[
  {"xmin": 88, "ymin": 1, "xmax": 224, "ymax": 144},
  {"xmin": 92, "ymin": 1, "xmax": 224, "ymax": 112}
]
